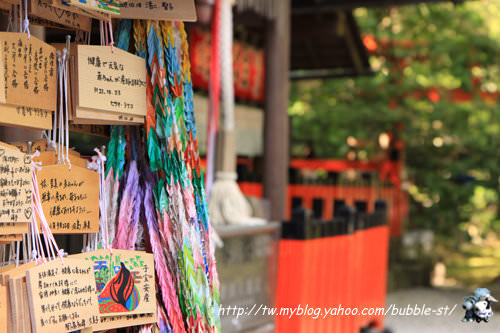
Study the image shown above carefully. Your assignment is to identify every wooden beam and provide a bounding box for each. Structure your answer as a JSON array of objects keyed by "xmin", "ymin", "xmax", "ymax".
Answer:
[
  {"xmin": 339, "ymin": 12, "xmax": 364, "ymax": 75},
  {"xmin": 291, "ymin": 0, "xmax": 463, "ymax": 13},
  {"xmin": 263, "ymin": 0, "xmax": 290, "ymax": 222}
]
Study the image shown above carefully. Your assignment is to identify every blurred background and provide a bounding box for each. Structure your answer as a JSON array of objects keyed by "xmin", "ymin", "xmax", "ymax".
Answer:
[
  {"xmin": 3, "ymin": 0, "xmax": 499, "ymax": 332},
  {"xmin": 187, "ymin": 0, "xmax": 500, "ymax": 332}
]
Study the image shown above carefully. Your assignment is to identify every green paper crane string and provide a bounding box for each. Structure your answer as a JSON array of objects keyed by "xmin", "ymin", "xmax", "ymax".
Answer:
[
  {"xmin": 104, "ymin": 19, "xmax": 221, "ymax": 332},
  {"xmin": 100, "ymin": 125, "xmax": 126, "ymax": 247}
]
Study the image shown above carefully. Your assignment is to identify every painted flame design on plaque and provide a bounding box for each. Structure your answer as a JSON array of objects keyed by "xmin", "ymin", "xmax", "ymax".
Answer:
[{"xmin": 98, "ymin": 262, "xmax": 140, "ymax": 313}]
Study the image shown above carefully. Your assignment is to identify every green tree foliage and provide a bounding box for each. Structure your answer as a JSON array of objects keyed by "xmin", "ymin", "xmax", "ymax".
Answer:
[{"xmin": 289, "ymin": 2, "xmax": 500, "ymax": 238}]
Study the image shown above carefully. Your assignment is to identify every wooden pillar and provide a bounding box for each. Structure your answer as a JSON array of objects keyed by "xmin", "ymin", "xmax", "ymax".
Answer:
[{"xmin": 263, "ymin": 0, "xmax": 290, "ymax": 221}]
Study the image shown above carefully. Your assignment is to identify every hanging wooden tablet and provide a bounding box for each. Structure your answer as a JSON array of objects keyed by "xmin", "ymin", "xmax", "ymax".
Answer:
[
  {"xmin": 0, "ymin": 33, "xmax": 57, "ymax": 110},
  {"xmin": 49, "ymin": 0, "xmax": 112, "ymax": 21},
  {"xmin": 72, "ymin": 45, "xmax": 146, "ymax": 124},
  {"xmin": 0, "ymin": 262, "xmax": 37, "ymax": 285},
  {"xmin": 36, "ymin": 164, "xmax": 99, "ymax": 233},
  {"xmin": 68, "ymin": 0, "xmax": 120, "ymax": 16},
  {"xmin": 0, "ymin": 104, "xmax": 53, "ymax": 130},
  {"xmin": 1, "ymin": 276, "xmax": 13, "ymax": 332},
  {"xmin": 0, "ymin": 143, "xmax": 32, "ymax": 223},
  {"xmin": 0, "ymin": 0, "xmax": 17, "ymax": 5},
  {"xmin": 21, "ymin": 278, "xmax": 32, "ymax": 333},
  {"xmin": 0, "ymin": 138, "xmax": 31, "ymax": 234},
  {"xmin": 74, "ymin": 45, "xmax": 146, "ymax": 116},
  {"xmin": 25, "ymin": 258, "xmax": 100, "ymax": 333},
  {"xmin": 0, "ymin": 234, "xmax": 22, "ymax": 242},
  {"xmin": 95, "ymin": 312, "xmax": 156, "ymax": 331},
  {"xmin": 0, "ymin": 1, "xmax": 10, "ymax": 10},
  {"xmin": 32, "ymin": 150, "xmax": 88, "ymax": 168},
  {"xmin": 119, "ymin": 0, "xmax": 196, "ymax": 21},
  {"xmin": 0, "ymin": 222, "xmax": 29, "ymax": 235},
  {"xmin": 0, "ymin": 262, "xmax": 36, "ymax": 332},
  {"xmin": 72, "ymin": 108, "xmax": 145, "ymax": 124},
  {"xmin": 69, "ymin": 124, "xmax": 109, "ymax": 137},
  {"xmin": 0, "ymin": 264, "xmax": 16, "ymax": 274},
  {"xmin": 11, "ymin": 139, "xmax": 49, "ymax": 153},
  {"xmin": 29, "ymin": 0, "xmax": 92, "ymax": 32},
  {"xmin": 0, "ymin": 285, "xmax": 7, "ymax": 332},
  {"xmin": 71, "ymin": 249, "xmax": 156, "ymax": 316},
  {"xmin": 9, "ymin": 274, "xmax": 29, "ymax": 333}
]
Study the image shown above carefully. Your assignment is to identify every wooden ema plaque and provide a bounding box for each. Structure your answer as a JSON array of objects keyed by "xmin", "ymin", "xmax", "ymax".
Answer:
[
  {"xmin": 12, "ymin": 139, "xmax": 49, "ymax": 153},
  {"xmin": 49, "ymin": 0, "xmax": 112, "ymax": 21},
  {"xmin": 9, "ymin": 274, "xmax": 32, "ymax": 333},
  {"xmin": 0, "ymin": 33, "xmax": 57, "ymax": 111},
  {"xmin": 72, "ymin": 249, "xmax": 156, "ymax": 316},
  {"xmin": 95, "ymin": 312, "xmax": 156, "ymax": 331},
  {"xmin": 36, "ymin": 164, "xmax": 99, "ymax": 233},
  {"xmin": 73, "ymin": 45, "xmax": 146, "ymax": 124},
  {"xmin": 30, "ymin": 0, "xmax": 92, "ymax": 32},
  {"xmin": 0, "ymin": 234, "xmax": 23, "ymax": 242},
  {"xmin": 0, "ymin": 222, "xmax": 30, "ymax": 235},
  {"xmin": 0, "ymin": 143, "xmax": 32, "ymax": 223},
  {"xmin": 119, "ymin": 0, "xmax": 196, "ymax": 21},
  {"xmin": 0, "ymin": 104, "xmax": 53, "ymax": 130},
  {"xmin": 0, "ymin": 262, "xmax": 37, "ymax": 332},
  {"xmin": 69, "ymin": 123, "xmax": 109, "ymax": 137},
  {"xmin": 0, "ymin": 285, "xmax": 7, "ymax": 332},
  {"xmin": 68, "ymin": 0, "xmax": 120, "ymax": 16},
  {"xmin": 33, "ymin": 150, "xmax": 88, "ymax": 169},
  {"xmin": 25, "ymin": 258, "xmax": 100, "ymax": 333}
]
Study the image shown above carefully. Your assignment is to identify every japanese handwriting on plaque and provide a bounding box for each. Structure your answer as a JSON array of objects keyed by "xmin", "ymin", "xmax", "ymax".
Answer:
[
  {"xmin": 119, "ymin": 0, "xmax": 196, "ymax": 21},
  {"xmin": 94, "ymin": 312, "xmax": 156, "ymax": 331},
  {"xmin": 0, "ymin": 104, "xmax": 53, "ymax": 130},
  {"xmin": 72, "ymin": 249, "xmax": 156, "ymax": 317},
  {"xmin": 36, "ymin": 164, "xmax": 99, "ymax": 234},
  {"xmin": 25, "ymin": 258, "xmax": 100, "ymax": 333},
  {"xmin": 0, "ymin": 142, "xmax": 32, "ymax": 223},
  {"xmin": 0, "ymin": 32, "xmax": 57, "ymax": 111},
  {"xmin": 75, "ymin": 45, "xmax": 146, "ymax": 116}
]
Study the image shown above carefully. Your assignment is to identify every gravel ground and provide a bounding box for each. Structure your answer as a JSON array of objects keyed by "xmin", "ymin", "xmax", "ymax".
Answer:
[{"xmin": 384, "ymin": 288, "xmax": 499, "ymax": 333}]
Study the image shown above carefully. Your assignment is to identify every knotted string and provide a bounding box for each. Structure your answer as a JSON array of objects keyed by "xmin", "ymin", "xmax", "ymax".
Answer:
[
  {"xmin": 7, "ymin": 6, "xmax": 13, "ymax": 32},
  {"xmin": 31, "ymin": 151, "xmax": 65, "ymax": 264},
  {"xmin": 56, "ymin": 49, "xmax": 71, "ymax": 169},
  {"xmin": 13, "ymin": 5, "xmax": 18, "ymax": 32},
  {"xmin": 18, "ymin": 0, "xmax": 21, "ymax": 33},
  {"xmin": 63, "ymin": 48, "xmax": 70, "ymax": 167},
  {"xmin": 108, "ymin": 19, "xmax": 115, "ymax": 53},
  {"xmin": 100, "ymin": 19, "xmax": 115, "ymax": 52},
  {"xmin": 95, "ymin": 148, "xmax": 112, "ymax": 252},
  {"xmin": 23, "ymin": 0, "xmax": 29, "ymax": 38},
  {"xmin": 100, "ymin": 20, "xmax": 104, "ymax": 45}
]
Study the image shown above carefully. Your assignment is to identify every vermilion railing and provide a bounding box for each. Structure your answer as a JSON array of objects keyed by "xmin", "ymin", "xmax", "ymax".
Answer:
[
  {"xmin": 238, "ymin": 182, "xmax": 407, "ymax": 237},
  {"xmin": 201, "ymin": 157, "xmax": 407, "ymax": 236}
]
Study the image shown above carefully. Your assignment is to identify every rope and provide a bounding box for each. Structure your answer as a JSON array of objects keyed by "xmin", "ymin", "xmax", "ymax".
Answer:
[
  {"xmin": 220, "ymin": 0, "xmax": 235, "ymax": 131},
  {"xmin": 18, "ymin": 0, "xmax": 21, "ymax": 33},
  {"xmin": 23, "ymin": 0, "xmax": 30, "ymax": 38},
  {"xmin": 63, "ymin": 48, "xmax": 70, "ymax": 168},
  {"xmin": 206, "ymin": 0, "xmax": 222, "ymax": 198},
  {"xmin": 31, "ymin": 151, "xmax": 65, "ymax": 264},
  {"xmin": 7, "ymin": 6, "xmax": 13, "ymax": 32},
  {"xmin": 95, "ymin": 148, "xmax": 112, "ymax": 251},
  {"xmin": 108, "ymin": 19, "xmax": 115, "ymax": 53}
]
